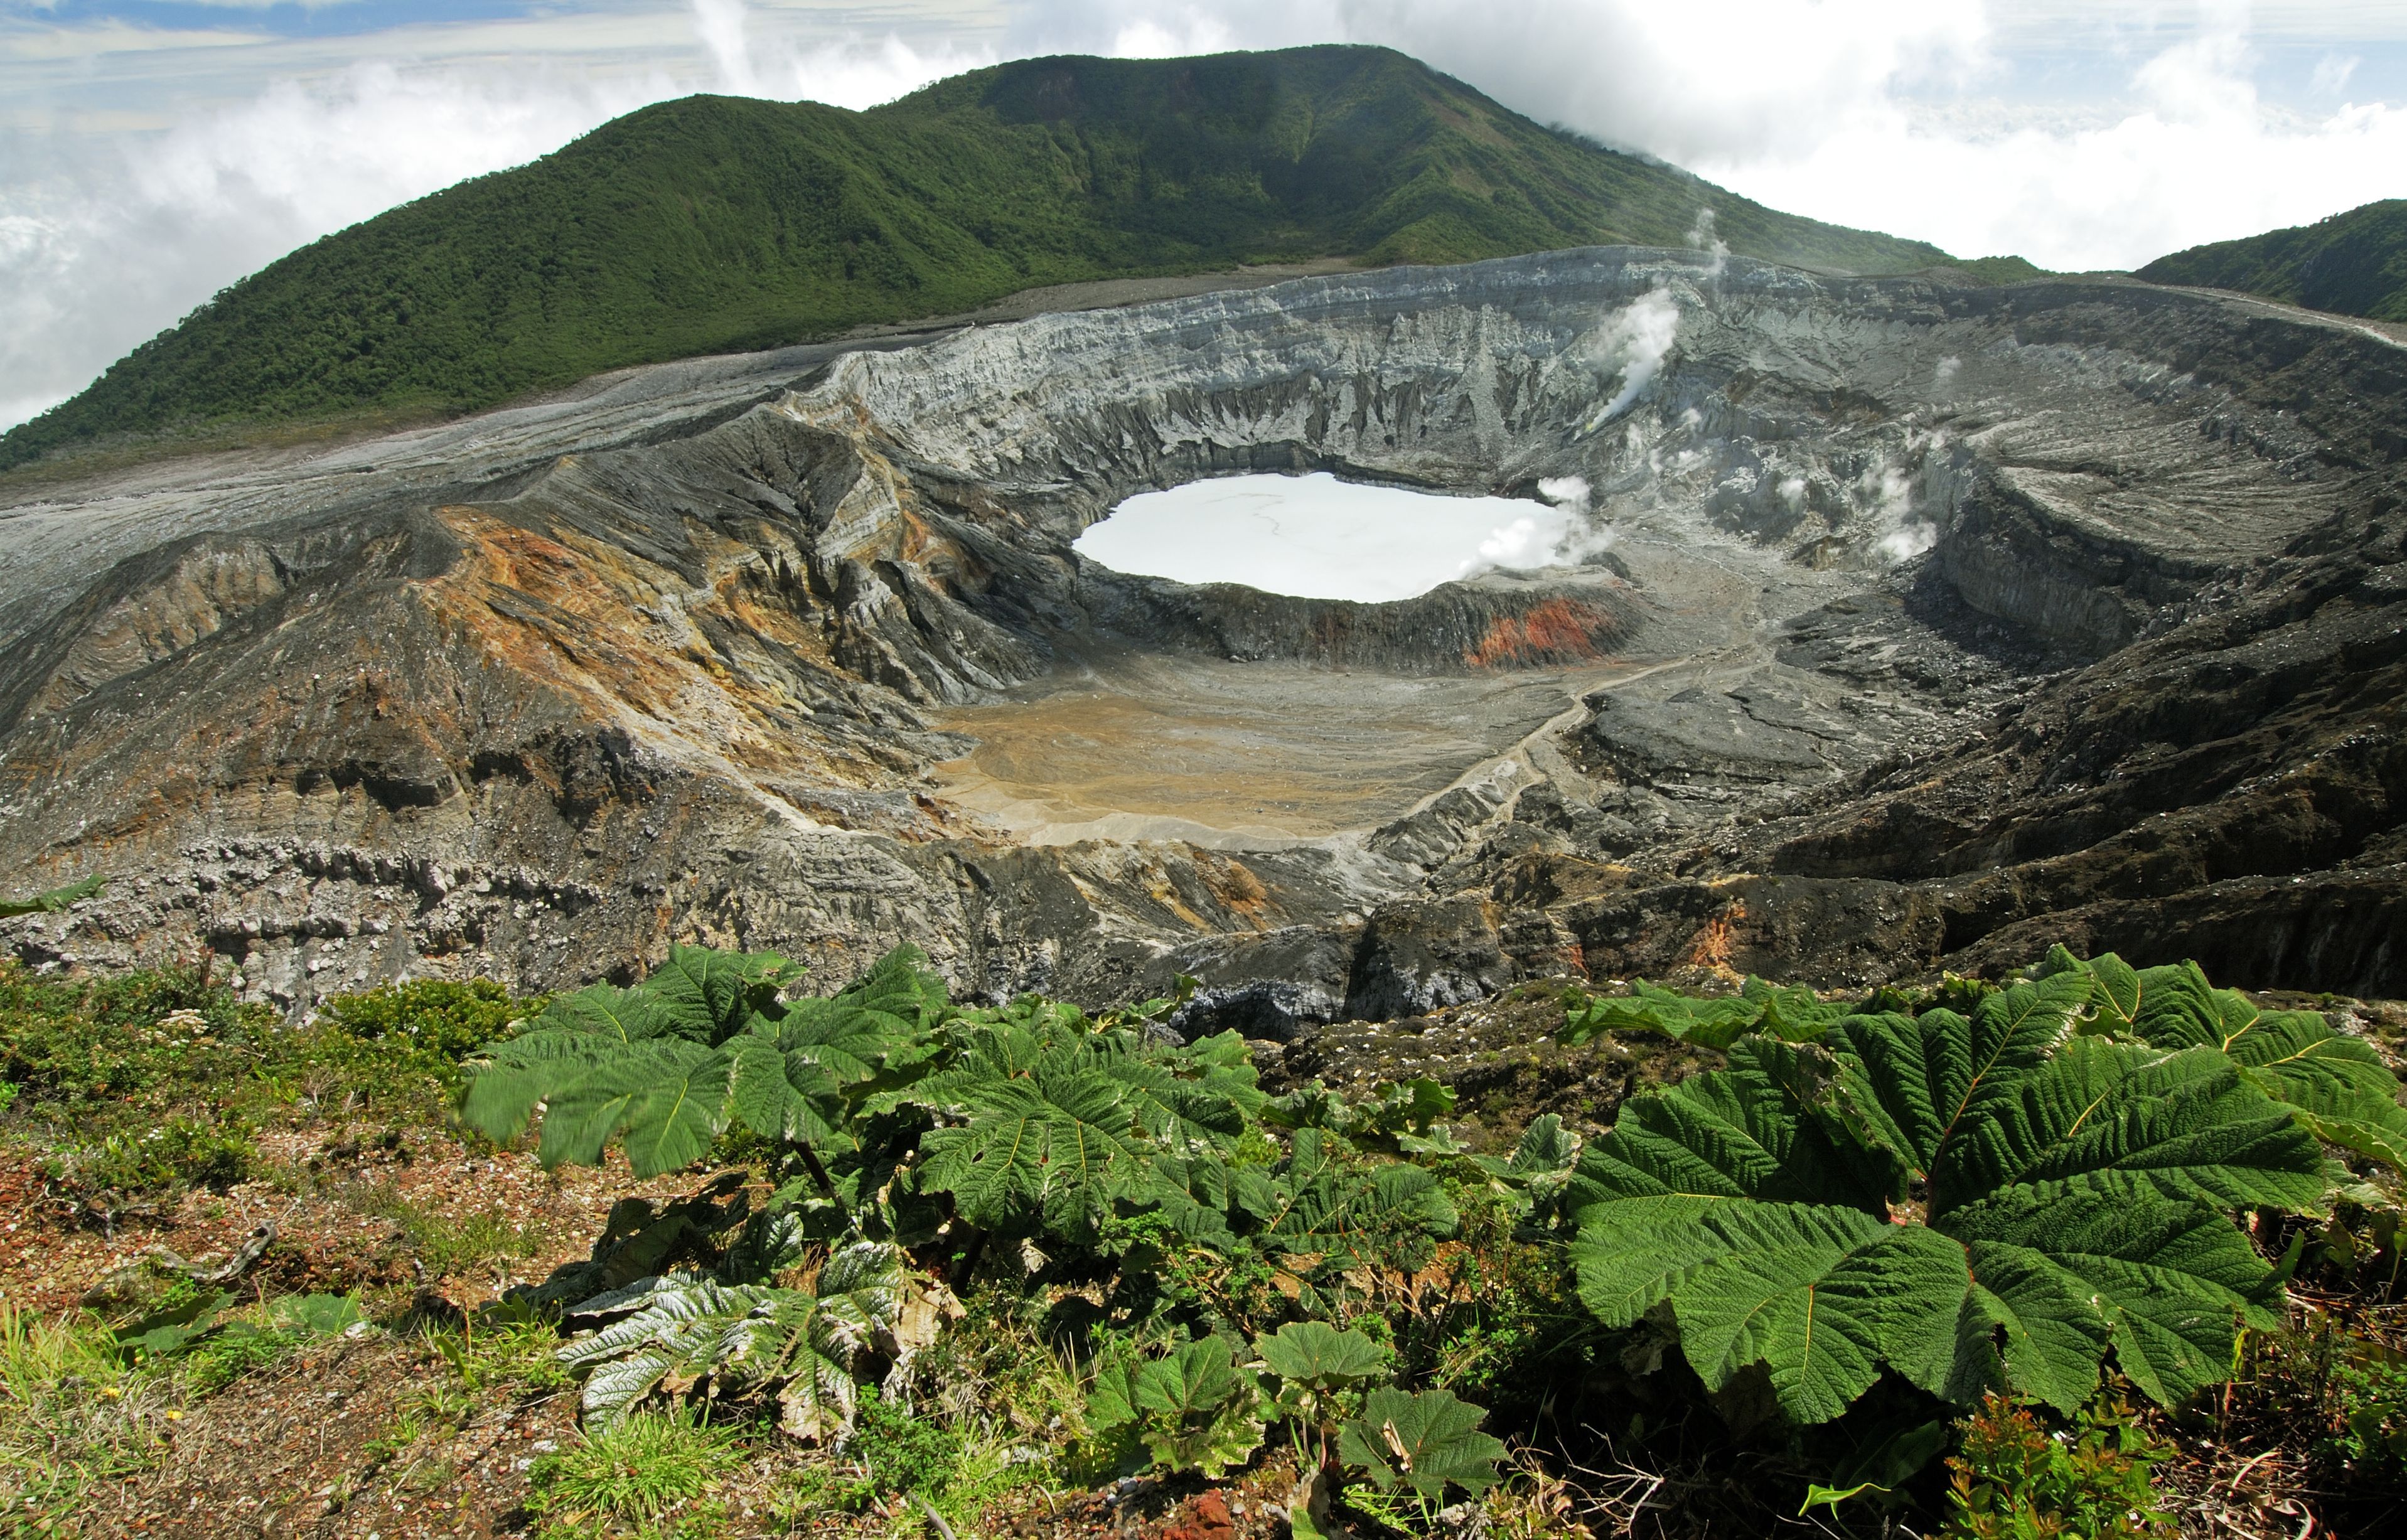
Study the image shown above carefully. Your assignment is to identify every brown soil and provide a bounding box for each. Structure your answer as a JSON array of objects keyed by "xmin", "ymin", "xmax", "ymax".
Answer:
[{"xmin": 76, "ymin": 1335, "xmax": 575, "ymax": 1540}]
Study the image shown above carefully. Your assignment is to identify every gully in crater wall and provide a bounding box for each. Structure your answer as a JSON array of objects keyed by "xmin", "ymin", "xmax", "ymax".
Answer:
[{"xmin": 1, "ymin": 247, "xmax": 2401, "ymax": 1018}]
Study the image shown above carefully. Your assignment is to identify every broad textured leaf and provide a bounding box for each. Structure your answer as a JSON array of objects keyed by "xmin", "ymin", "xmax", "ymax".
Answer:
[
  {"xmin": 1573, "ymin": 954, "xmax": 2328, "ymax": 1424},
  {"xmin": 1933, "ymin": 1037, "xmax": 2325, "ymax": 1216},
  {"xmin": 1085, "ymin": 1357, "xmax": 1140, "ymax": 1434},
  {"xmin": 561, "ymin": 1275, "xmax": 781, "ymax": 1425},
  {"xmin": 726, "ymin": 1031, "xmax": 851, "ymax": 1149},
  {"xmin": 1356, "ymin": 1077, "xmax": 1456, "ymax": 1136},
  {"xmin": 2083, "ymin": 953, "xmax": 2144, "ymax": 1032},
  {"xmin": 532, "ymin": 981, "xmax": 682, "ymax": 1042},
  {"xmin": 1339, "ymin": 1387, "xmax": 1506, "ymax": 1502},
  {"xmin": 1580, "ymin": 1198, "xmax": 1971, "ymax": 1423},
  {"xmin": 0, "ymin": 871, "xmax": 105, "ymax": 918},
  {"xmin": 2275, "ymin": 1075, "xmax": 2407, "ymax": 1172},
  {"xmin": 1134, "ymin": 1337, "xmax": 1264, "ymax": 1477},
  {"xmin": 2086, "ymin": 953, "xmax": 2407, "ymax": 1175},
  {"xmin": 560, "ymin": 1241, "xmax": 912, "ymax": 1438},
  {"xmin": 1562, "ymin": 977, "xmax": 1845, "ymax": 1050},
  {"xmin": 1132, "ymin": 1152, "xmax": 1242, "ymax": 1248},
  {"xmin": 914, "ymin": 1062, "xmax": 1147, "ymax": 1237},
  {"xmin": 829, "ymin": 943, "xmax": 949, "ymax": 1029},
  {"xmin": 1570, "ymin": 1194, "xmax": 1745, "ymax": 1326},
  {"xmin": 457, "ymin": 1022, "xmax": 633, "ymax": 1143},
  {"xmin": 1240, "ymin": 1130, "xmax": 1459, "ymax": 1268},
  {"xmin": 1255, "ymin": 1322, "xmax": 1387, "ymax": 1389},
  {"xmin": 1146, "ymin": 1029, "xmax": 1267, "ymax": 1121},
  {"xmin": 1826, "ymin": 1011, "xmax": 1945, "ymax": 1177},
  {"xmin": 1929, "ymin": 975, "xmax": 2091, "ymax": 1158},
  {"xmin": 772, "ymin": 996, "xmax": 928, "ymax": 1086},
  {"xmin": 1486, "ymin": 1113, "xmax": 1580, "ymax": 1180},
  {"xmin": 1948, "ymin": 1175, "xmax": 2287, "ymax": 1409},
  {"xmin": 537, "ymin": 1039, "xmax": 732, "ymax": 1174},
  {"xmin": 1568, "ymin": 1037, "xmax": 1890, "ymax": 1217},
  {"xmin": 1671, "ymin": 1204, "xmax": 1970, "ymax": 1421},
  {"xmin": 646, "ymin": 943, "xmax": 797, "ymax": 1044},
  {"xmin": 1101, "ymin": 1046, "xmax": 1251, "ymax": 1152}
]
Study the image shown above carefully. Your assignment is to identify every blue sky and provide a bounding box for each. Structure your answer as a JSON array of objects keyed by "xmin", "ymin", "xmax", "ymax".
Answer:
[{"xmin": 6, "ymin": 2, "xmax": 2404, "ymax": 430}]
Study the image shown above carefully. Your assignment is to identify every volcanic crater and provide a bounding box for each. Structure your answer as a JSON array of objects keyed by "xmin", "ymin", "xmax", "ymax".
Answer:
[{"xmin": 3, "ymin": 248, "xmax": 2401, "ymax": 1027}]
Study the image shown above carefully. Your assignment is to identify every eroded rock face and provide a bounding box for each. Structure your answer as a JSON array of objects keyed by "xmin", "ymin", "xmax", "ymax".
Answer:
[{"xmin": 2, "ymin": 249, "xmax": 2401, "ymax": 1012}]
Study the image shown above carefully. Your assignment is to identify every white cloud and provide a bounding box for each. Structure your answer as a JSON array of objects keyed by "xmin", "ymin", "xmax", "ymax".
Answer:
[
  {"xmin": 1697, "ymin": 11, "xmax": 2407, "ymax": 269},
  {"xmin": 0, "ymin": 9, "xmax": 983, "ymax": 430},
  {"xmin": 2310, "ymin": 51, "xmax": 2360, "ymax": 95}
]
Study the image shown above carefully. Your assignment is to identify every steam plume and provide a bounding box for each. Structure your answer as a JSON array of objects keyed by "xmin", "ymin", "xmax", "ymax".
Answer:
[
  {"xmin": 1687, "ymin": 206, "xmax": 1729, "ymax": 277},
  {"xmin": 1582, "ymin": 287, "xmax": 1681, "ymax": 432}
]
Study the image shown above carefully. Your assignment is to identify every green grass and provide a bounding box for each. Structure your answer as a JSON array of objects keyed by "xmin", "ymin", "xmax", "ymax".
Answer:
[
  {"xmin": 0, "ymin": 959, "xmax": 542, "ymax": 1219},
  {"xmin": 528, "ymin": 1412, "xmax": 745, "ymax": 1532},
  {"xmin": 348, "ymin": 1183, "xmax": 547, "ymax": 1280},
  {"xmin": 2137, "ymin": 198, "xmax": 2407, "ymax": 321},
  {"xmin": 0, "ymin": 45, "xmax": 1988, "ymax": 475}
]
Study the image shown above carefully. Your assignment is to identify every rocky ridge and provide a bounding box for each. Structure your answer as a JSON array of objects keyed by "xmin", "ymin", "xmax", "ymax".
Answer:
[{"xmin": 1, "ymin": 248, "xmax": 2399, "ymax": 1021}]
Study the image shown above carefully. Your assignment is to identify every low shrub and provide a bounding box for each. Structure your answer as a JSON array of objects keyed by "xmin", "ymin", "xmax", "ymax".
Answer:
[{"xmin": 1941, "ymin": 1393, "xmax": 2175, "ymax": 1539}]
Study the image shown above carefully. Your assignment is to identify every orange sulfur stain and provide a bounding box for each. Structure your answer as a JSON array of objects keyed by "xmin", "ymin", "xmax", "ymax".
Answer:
[{"xmin": 1464, "ymin": 598, "xmax": 1621, "ymax": 668}]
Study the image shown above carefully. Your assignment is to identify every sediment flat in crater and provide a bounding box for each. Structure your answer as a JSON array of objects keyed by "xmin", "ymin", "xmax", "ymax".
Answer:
[{"xmin": 931, "ymin": 653, "xmax": 1624, "ymax": 846}]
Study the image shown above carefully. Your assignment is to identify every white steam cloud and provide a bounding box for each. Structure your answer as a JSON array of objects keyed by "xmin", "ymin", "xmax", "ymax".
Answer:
[
  {"xmin": 1866, "ymin": 461, "xmax": 1936, "ymax": 562},
  {"xmin": 1536, "ymin": 474, "xmax": 1593, "ymax": 520},
  {"xmin": 1456, "ymin": 474, "xmax": 1615, "ymax": 579},
  {"xmin": 1581, "ymin": 287, "xmax": 1682, "ymax": 432},
  {"xmin": 1686, "ymin": 206, "xmax": 1729, "ymax": 278},
  {"xmin": 691, "ymin": 0, "xmax": 759, "ymax": 95}
]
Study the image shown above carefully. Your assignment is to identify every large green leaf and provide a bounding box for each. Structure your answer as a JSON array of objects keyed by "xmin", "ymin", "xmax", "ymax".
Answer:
[
  {"xmin": 561, "ymin": 1275, "xmax": 785, "ymax": 1426},
  {"xmin": 1097, "ymin": 1044, "xmax": 1252, "ymax": 1152},
  {"xmin": 1338, "ymin": 1387, "xmax": 1507, "ymax": 1502},
  {"xmin": 1562, "ymin": 975, "xmax": 1848, "ymax": 1051},
  {"xmin": 534, "ymin": 1039, "xmax": 732, "ymax": 1174},
  {"xmin": 1574, "ymin": 1198, "xmax": 1972, "ymax": 1422},
  {"xmin": 1573, "ymin": 962, "xmax": 2325, "ymax": 1423},
  {"xmin": 459, "ymin": 945, "xmax": 949, "ymax": 1176},
  {"xmin": 828, "ymin": 943, "xmax": 950, "ymax": 1029},
  {"xmin": 1234, "ymin": 1128, "xmax": 1459, "ymax": 1270},
  {"xmin": 1255, "ymin": 1322, "xmax": 1388, "ymax": 1390},
  {"xmin": 1929, "ymin": 974, "xmax": 2093, "ymax": 1161},
  {"xmin": 559, "ymin": 1240, "xmax": 913, "ymax": 1440},
  {"xmin": 913, "ymin": 1057, "xmax": 1149, "ymax": 1238},
  {"xmin": 1931, "ymin": 1037, "xmax": 2326, "ymax": 1216},
  {"xmin": 1567, "ymin": 1037, "xmax": 1891, "ymax": 1217},
  {"xmin": 2051, "ymin": 951, "xmax": 2407, "ymax": 1178},
  {"xmin": 1131, "ymin": 1337, "xmax": 1265, "ymax": 1477},
  {"xmin": 645, "ymin": 943, "xmax": 801, "ymax": 1045},
  {"xmin": 1474, "ymin": 1113, "xmax": 1583, "ymax": 1226},
  {"xmin": 726, "ymin": 1032, "xmax": 852, "ymax": 1150},
  {"xmin": 1948, "ymin": 1175, "xmax": 2288, "ymax": 1409}
]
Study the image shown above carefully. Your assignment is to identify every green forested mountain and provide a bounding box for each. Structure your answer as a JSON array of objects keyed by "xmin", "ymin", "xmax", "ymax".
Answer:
[
  {"xmin": 2138, "ymin": 200, "xmax": 2407, "ymax": 321},
  {"xmin": 3, "ymin": 45, "xmax": 1968, "ymax": 472}
]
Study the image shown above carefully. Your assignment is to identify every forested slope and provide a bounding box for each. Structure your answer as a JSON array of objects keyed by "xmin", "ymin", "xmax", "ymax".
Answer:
[{"xmin": 1, "ymin": 45, "xmax": 1968, "ymax": 471}]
